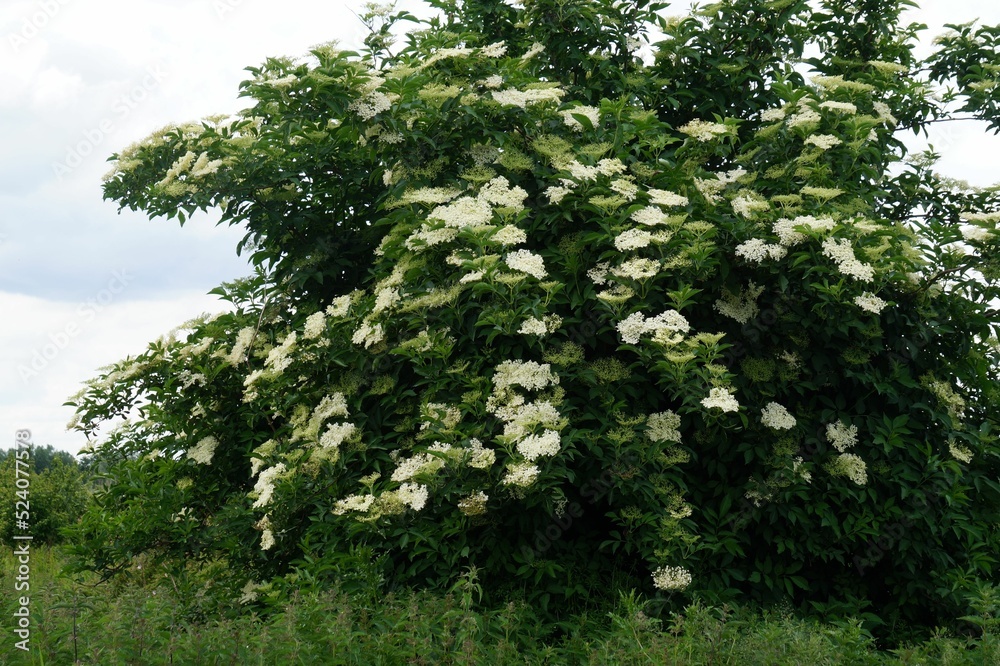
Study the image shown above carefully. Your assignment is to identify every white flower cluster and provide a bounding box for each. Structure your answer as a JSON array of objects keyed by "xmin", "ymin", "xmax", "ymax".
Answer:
[
  {"xmin": 826, "ymin": 422, "xmax": 858, "ymax": 452},
  {"xmin": 694, "ymin": 168, "xmax": 747, "ymax": 202},
  {"xmin": 614, "ymin": 228, "xmax": 652, "ymax": 251},
  {"xmin": 492, "ymin": 86, "xmax": 565, "ymax": 108},
  {"xmin": 826, "ymin": 452, "xmax": 867, "ymax": 486},
  {"xmin": 349, "ymin": 74, "xmax": 392, "ymax": 120},
  {"xmin": 854, "ymin": 292, "xmax": 888, "ymax": 314},
  {"xmin": 647, "ymin": 189, "xmax": 689, "ymax": 207},
  {"xmin": 805, "ymin": 134, "xmax": 842, "ymax": 151},
  {"xmin": 226, "ymin": 326, "xmax": 257, "ymax": 365},
  {"xmin": 561, "ymin": 105, "xmax": 601, "ymax": 131},
  {"xmin": 391, "ymin": 447, "xmax": 449, "ymax": 482},
  {"xmin": 714, "ymin": 282, "xmax": 764, "ymax": 324},
  {"xmin": 333, "ymin": 493, "xmax": 375, "ymax": 515},
  {"xmin": 319, "ymin": 423, "xmax": 356, "ymax": 450},
  {"xmin": 735, "ymin": 238, "xmax": 787, "ymax": 263},
  {"xmin": 701, "ymin": 387, "xmax": 740, "ymax": 412},
  {"xmin": 679, "ymin": 119, "xmax": 732, "ymax": 141},
  {"xmin": 326, "ymin": 295, "xmax": 352, "ymax": 318},
  {"xmin": 479, "ymin": 176, "xmax": 529, "ymax": 210},
  {"xmin": 760, "ymin": 402, "xmax": 796, "ymax": 430},
  {"xmin": 479, "ymin": 41, "xmax": 508, "ymax": 58},
  {"xmin": 772, "ymin": 215, "xmax": 836, "ymax": 245},
  {"xmin": 264, "ymin": 332, "xmax": 297, "ymax": 375},
  {"xmin": 518, "ymin": 315, "xmax": 561, "ymax": 337},
  {"xmin": 505, "ymin": 249, "xmax": 547, "ymax": 279},
  {"xmin": 372, "ymin": 287, "xmax": 402, "ymax": 314},
  {"xmin": 821, "ymin": 237, "xmax": 875, "ymax": 281},
  {"xmin": 647, "ymin": 410, "xmax": 682, "ymax": 443},
  {"xmin": 493, "ymin": 360, "xmax": 560, "ymax": 393},
  {"xmin": 630, "ymin": 206, "xmax": 671, "ymax": 226},
  {"xmin": 616, "ymin": 310, "xmax": 691, "ymax": 345},
  {"xmin": 187, "ymin": 435, "xmax": 219, "ymax": 465},
  {"xmin": 352, "ymin": 319, "xmax": 385, "ymax": 348},
  {"xmin": 303, "ymin": 311, "xmax": 326, "ymax": 339},
  {"xmin": 612, "ymin": 258, "xmax": 659, "ymax": 281},
  {"xmin": 731, "ymin": 194, "xmax": 770, "ymax": 218},
  {"xmin": 466, "ymin": 438, "xmax": 496, "ymax": 469},
  {"xmin": 761, "ymin": 107, "xmax": 787, "ymax": 122},
  {"xmin": 395, "ymin": 482, "xmax": 429, "ymax": 511},
  {"xmin": 819, "ymin": 101, "xmax": 858, "ymax": 114},
  {"xmin": 516, "ymin": 429, "xmax": 561, "ymax": 461},
  {"xmin": 458, "ymin": 491, "xmax": 489, "ymax": 516},
  {"xmin": 949, "ymin": 440, "xmax": 973, "ymax": 464},
  {"xmin": 492, "ymin": 225, "xmax": 528, "ymax": 246},
  {"xmin": 252, "ymin": 463, "xmax": 287, "ymax": 508},
  {"xmin": 502, "ymin": 462, "xmax": 540, "ymax": 487},
  {"xmin": 652, "ymin": 565, "xmax": 692, "ymax": 591},
  {"xmin": 428, "ymin": 196, "xmax": 495, "ymax": 228}
]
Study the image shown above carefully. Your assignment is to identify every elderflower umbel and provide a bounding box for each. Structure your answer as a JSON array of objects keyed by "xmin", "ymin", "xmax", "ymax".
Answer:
[
  {"xmin": 303, "ymin": 311, "xmax": 326, "ymax": 339},
  {"xmin": 396, "ymin": 483, "xmax": 429, "ymax": 511},
  {"xmin": 333, "ymin": 493, "xmax": 375, "ymax": 515},
  {"xmin": 826, "ymin": 453, "xmax": 867, "ymax": 485},
  {"xmin": 187, "ymin": 436, "xmax": 219, "ymax": 465},
  {"xmin": 647, "ymin": 410, "xmax": 682, "ymax": 443},
  {"xmin": 702, "ymin": 387, "xmax": 740, "ymax": 412},
  {"xmin": 252, "ymin": 463, "xmax": 287, "ymax": 508},
  {"xmin": 652, "ymin": 565, "xmax": 692, "ymax": 591},
  {"xmin": 516, "ymin": 429, "xmax": 561, "ymax": 461},
  {"xmin": 492, "ymin": 225, "xmax": 528, "ymax": 246},
  {"xmin": 760, "ymin": 402, "xmax": 796, "ymax": 430},
  {"xmin": 466, "ymin": 438, "xmax": 496, "ymax": 469},
  {"xmin": 502, "ymin": 462, "xmax": 540, "ymax": 487},
  {"xmin": 352, "ymin": 319, "xmax": 385, "ymax": 348},
  {"xmin": 519, "ymin": 317, "xmax": 549, "ymax": 336},
  {"xmin": 326, "ymin": 295, "xmax": 351, "ymax": 317},
  {"xmin": 821, "ymin": 237, "xmax": 875, "ymax": 281},
  {"xmin": 826, "ymin": 422, "xmax": 858, "ymax": 452},
  {"xmin": 505, "ymin": 249, "xmax": 547, "ymax": 279},
  {"xmin": 854, "ymin": 292, "xmax": 888, "ymax": 314},
  {"xmin": 736, "ymin": 238, "xmax": 787, "ymax": 263},
  {"xmin": 648, "ymin": 189, "xmax": 689, "ymax": 207},
  {"xmin": 805, "ymin": 134, "xmax": 842, "ymax": 151},
  {"xmin": 679, "ymin": 119, "xmax": 732, "ymax": 141},
  {"xmin": 458, "ymin": 491, "xmax": 489, "ymax": 516},
  {"xmin": 561, "ymin": 105, "xmax": 601, "ymax": 131},
  {"xmin": 614, "ymin": 228, "xmax": 652, "ymax": 251}
]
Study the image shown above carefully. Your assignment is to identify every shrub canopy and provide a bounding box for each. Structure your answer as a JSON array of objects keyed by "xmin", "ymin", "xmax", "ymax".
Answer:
[{"xmin": 70, "ymin": 0, "xmax": 1000, "ymax": 631}]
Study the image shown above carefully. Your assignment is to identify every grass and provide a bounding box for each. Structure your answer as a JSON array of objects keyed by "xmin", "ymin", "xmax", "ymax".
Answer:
[{"xmin": 1, "ymin": 546, "xmax": 998, "ymax": 665}]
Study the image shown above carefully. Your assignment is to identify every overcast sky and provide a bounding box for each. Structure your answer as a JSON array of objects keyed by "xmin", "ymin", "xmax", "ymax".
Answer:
[{"xmin": 1, "ymin": 0, "xmax": 998, "ymax": 455}]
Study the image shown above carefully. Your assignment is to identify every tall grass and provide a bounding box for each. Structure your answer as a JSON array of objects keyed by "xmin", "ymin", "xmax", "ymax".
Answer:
[{"xmin": 1, "ymin": 547, "xmax": 997, "ymax": 665}]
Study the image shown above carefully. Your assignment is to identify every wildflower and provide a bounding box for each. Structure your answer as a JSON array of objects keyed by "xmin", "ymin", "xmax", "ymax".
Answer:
[
  {"xmin": 701, "ymin": 387, "xmax": 740, "ymax": 412},
  {"xmin": 561, "ymin": 105, "xmax": 601, "ymax": 131},
  {"xmin": 760, "ymin": 402, "xmax": 796, "ymax": 430},
  {"xmin": 458, "ymin": 491, "xmax": 489, "ymax": 516},
  {"xmin": 303, "ymin": 311, "xmax": 326, "ymax": 339},
  {"xmin": 493, "ymin": 359, "xmax": 560, "ymax": 392},
  {"xmin": 735, "ymin": 238, "xmax": 787, "ymax": 263},
  {"xmin": 949, "ymin": 440, "xmax": 973, "ymax": 463},
  {"xmin": 226, "ymin": 326, "xmax": 257, "ymax": 365},
  {"xmin": 319, "ymin": 422, "xmax": 356, "ymax": 450},
  {"xmin": 826, "ymin": 453, "xmax": 867, "ymax": 485},
  {"xmin": 505, "ymin": 249, "xmax": 547, "ymax": 279},
  {"xmin": 631, "ymin": 206, "xmax": 672, "ymax": 226},
  {"xmin": 773, "ymin": 215, "xmax": 835, "ymax": 245},
  {"xmin": 614, "ymin": 228, "xmax": 652, "ymax": 251},
  {"xmin": 647, "ymin": 189, "xmax": 689, "ymax": 207},
  {"xmin": 502, "ymin": 462, "xmax": 540, "ymax": 487},
  {"xmin": 652, "ymin": 565, "xmax": 692, "ymax": 591},
  {"xmin": 611, "ymin": 257, "xmax": 660, "ymax": 280},
  {"xmin": 821, "ymin": 237, "xmax": 875, "ymax": 281},
  {"xmin": 521, "ymin": 42, "xmax": 545, "ymax": 60},
  {"xmin": 492, "ymin": 225, "xmax": 528, "ymax": 246},
  {"xmin": 326, "ymin": 295, "xmax": 352, "ymax": 317},
  {"xmin": 805, "ymin": 134, "xmax": 842, "ymax": 150},
  {"xmin": 854, "ymin": 292, "xmax": 888, "ymax": 314},
  {"xmin": 714, "ymin": 283, "xmax": 764, "ymax": 324},
  {"xmin": 519, "ymin": 317, "xmax": 549, "ymax": 336},
  {"xmin": 478, "ymin": 176, "xmax": 529, "ymax": 210},
  {"xmin": 252, "ymin": 463, "xmax": 287, "ymax": 508},
  {"xmin": 429, "ymin": 196, "xmax": 494, "ymax": 228},
  {"xmin": 647, "ymin": 410, "xmax": 682, "ymax": 443},
  {"xmin": 819, "ymin": 101, "xmax": 858, "ymax": 114},
  {"xmin": 466, "ymin": 438, "xmax": 496, "ymax": 469},
  {"xmin": 352, "ymin": 319, "xmax": 385, "ymax": 348},
  {"xmin": 396, "ymin": 482, "xmax": 429, "ymax": 511},
  {"xmin": 187, "ymin": 436, "xmax": 219, "ymax": 464},
  {"xmin": 679, "ymin": 119, "xmax": 732, "ymax": 141},
  {"xmin": 333, "ymin": 493, "xmax": 375, "ymax": 515},
  {"xmin": 516, "ymin": 429, "xmax": 561, "ymax": 461},
  {"xmin": 492, "ymin": 87, "xmax": 565, "ymax": 108},
  {"xmin": 479, "ymin": 41, "xmax": 507, "ymax": 58},
  {"xmin": 760, "ymin": 108, "xmax": 787, "ymax": 122},
  {"xmin": 826, "ymin": 422, "xmax": 858, "ymax": 452},
  {"xmin": 545, "ymin": 185, "xmax": 573, "ymax": 204}
]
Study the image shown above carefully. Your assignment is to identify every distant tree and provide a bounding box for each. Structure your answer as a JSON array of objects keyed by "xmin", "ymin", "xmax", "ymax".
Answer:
[{"xmin": 71, "ymin": 0, "xmax": 1000, "ymax": 636}]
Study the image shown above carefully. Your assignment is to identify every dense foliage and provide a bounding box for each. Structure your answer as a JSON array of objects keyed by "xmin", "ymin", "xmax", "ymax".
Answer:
[
  {"xmin": 0, "ymin": 448, "xmax": 89, "ymax": 544},
  {"xmin": 69, "ymin": 0, "xmax": 1000, "ymax": 634}
]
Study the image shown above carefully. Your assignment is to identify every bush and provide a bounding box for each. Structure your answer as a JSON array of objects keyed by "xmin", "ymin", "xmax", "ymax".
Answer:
[{"xmin": 67, "ymin": 0, "xmax": 1000, "ymax": 638}]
